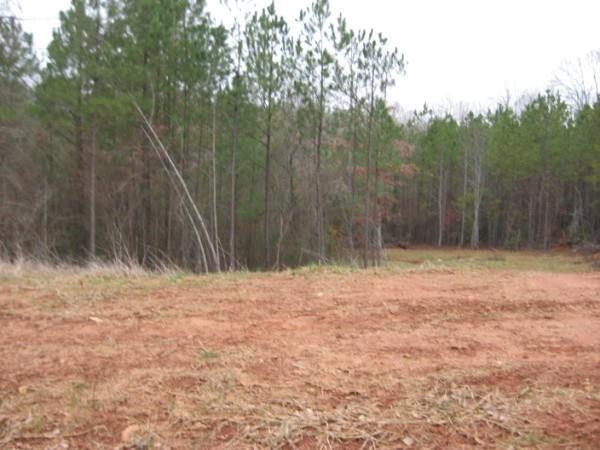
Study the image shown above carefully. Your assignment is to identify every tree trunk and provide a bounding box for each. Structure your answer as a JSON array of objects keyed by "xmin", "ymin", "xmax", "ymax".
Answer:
[
  {"xmin": 471, "ymin": 146, "xmax": 484, "ymax": 248},
  {"xmin": 363, "ymin": 75, "xmax": 375, "ymax": 268},
  {"xmin": 264, "ymin": 114, "xmax": 272, "ymax": 268},
  {"xmin": 437, "ymin": 156, "xmax": 445, "ymax": 247},
  {"xmin": 363, "ymin": 154, "xmax": 371, "ymax": 269},
  {"xmin": 315, "ymin": 70, "xmax": 325, "ymax": 263},
  {"xmin": 211, "ymin": 99, "xmax": 221, "ymax": 271},
  {"xmin": 460, "ymin": 148, "xmax": 467, "ymax": 246},
  {"xmin": 527, "ymin": 182, "xmax": 536, "ymax": 248},
  {"xmin": 229, "ymin": 98, "xmax": 238, "ymax": 271},
  {"xmin": 543, "ymin": 189, "xmax": 551, "ymax": 249},
  {"xmin": 89, "ymin": 120, "xmax": 97, "ymax": 258},
  {"xmin": 42, "ymin": 176, "xmax": 48, "ymax": 257},
  {"xmin": 74, "ymin": 91, "xmax": 86, "ymax": 257},
  {"xmin": 373, "ymin": 145, "xmax": 382, "ymax": 266},
  {"xmin": 140, "ymin": 51, "xmax": 152, "ymax": 264},
  {"xmin": 0, "ymin": 152, "xmax": 6, "ymax": 256},
  {"xmin": 472, "ymin": 195, "xmax": 480, "ymax": 248},
  {"xmin": 348, "ymin": 75, "xmax": 357, "ymax": 260}
]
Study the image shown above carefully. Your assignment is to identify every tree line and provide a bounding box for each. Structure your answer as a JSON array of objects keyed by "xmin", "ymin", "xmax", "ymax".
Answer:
[
  {"xmin": 397, "ymin": 95, "xmax": 599, "ymax": 250},
  {"xmin": 1, "ymin": 0, "xmax": 599, "ymax": 271}
]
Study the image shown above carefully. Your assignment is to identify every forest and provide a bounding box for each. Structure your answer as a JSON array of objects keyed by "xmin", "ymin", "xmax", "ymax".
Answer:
[
  {"xmin": 1, "ymin": 2, "xmax": 600, "ymax": 447},
  {"xmin": 1, "ymin": 0, "xmax": 599, "ymax": 272}
]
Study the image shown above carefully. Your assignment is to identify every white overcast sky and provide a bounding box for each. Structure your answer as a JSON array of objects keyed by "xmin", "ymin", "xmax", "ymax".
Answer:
[{"xmin": 16, "ymin": 0, "xmax": 600, "ymax": 112}]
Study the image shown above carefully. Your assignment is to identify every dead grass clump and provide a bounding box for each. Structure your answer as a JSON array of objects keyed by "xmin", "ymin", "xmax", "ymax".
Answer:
[
  {"xmin": 231, "ymin": 402, "xmax": 399, "ymax": 449},
  {"xmin": 404, "ymin": 382, "xmax": 524, "ymax": 445},
  {"xmin": 0, "ymin": 257, "xmax": 180, "ymax": 280},
  {"xmin": 179, "ymin": 381, "xmax": 526, "ymax": 448}
]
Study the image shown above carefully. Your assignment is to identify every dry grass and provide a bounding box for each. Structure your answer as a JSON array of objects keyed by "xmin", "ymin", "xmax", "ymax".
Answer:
[
  {"xmin": 3, "ymin": 361, "xmax": 598, "ymax": 449},
  {"xmin": 2, "ymin": 245, "xmax": 593, "ymax": 281},
  {"xmin": 1, "ymin": 250, "xmax": 599, "ymax": 448},
  {"xmin": 0, "ymin": 257, "xmax": 154, "ymax": 280},
  {"xmin": 385, "ymin": 246, "xmax": 593, "ymax": 272}
]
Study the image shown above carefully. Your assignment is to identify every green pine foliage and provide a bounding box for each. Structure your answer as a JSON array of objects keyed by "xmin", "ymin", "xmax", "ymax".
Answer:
[{"xmin": 0, "ymin": 0, "xmax": 599, "ymax": 269}]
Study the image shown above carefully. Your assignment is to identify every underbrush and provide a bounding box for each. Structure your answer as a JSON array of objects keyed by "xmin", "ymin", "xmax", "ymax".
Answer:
[
  {"xmin": 0, "ymin": 257, "xmax": 174, "ymax": 279},
  {"xmin": 0, "ymin": 247, "xmax": 594, "ymax": 285}
]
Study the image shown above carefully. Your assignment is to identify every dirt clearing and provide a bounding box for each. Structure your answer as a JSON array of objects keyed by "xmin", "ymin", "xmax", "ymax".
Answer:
[{"xmin": 1, "ymin": 250, "xmax": 599, "ymax": 448}]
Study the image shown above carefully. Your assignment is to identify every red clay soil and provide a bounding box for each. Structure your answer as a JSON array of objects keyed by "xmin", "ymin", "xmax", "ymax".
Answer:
[{"xmin": 1, "ymin": 269, "xmax": 599, "ymax": 448}]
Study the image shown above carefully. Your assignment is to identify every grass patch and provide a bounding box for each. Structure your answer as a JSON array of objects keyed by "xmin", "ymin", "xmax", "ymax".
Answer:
[
  {"xmin": 201, "ymin": 350, "xmax": 220, "ymax": 360},
  {"xmin": 385, "ymin": 247, "xmax": 591, "ymax": 272},
  {"xmin": 289, "ymin": 262, "xmax": 359, "ymax": 276}
]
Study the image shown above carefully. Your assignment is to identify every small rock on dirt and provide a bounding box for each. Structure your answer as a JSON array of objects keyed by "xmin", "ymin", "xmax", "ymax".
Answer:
[
  {"xmin": 121, "ymin": 425, "xmax": 141, "ymax": 443},
  {"xmin": 403, "ymin": 436, "xmax": 414, "ymax": 447}
]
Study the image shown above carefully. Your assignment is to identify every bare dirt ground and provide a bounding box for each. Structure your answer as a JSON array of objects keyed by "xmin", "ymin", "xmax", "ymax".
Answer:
[{"xmin": 1, "ymin": 250, "xmax": 599, "ymax": 449}]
